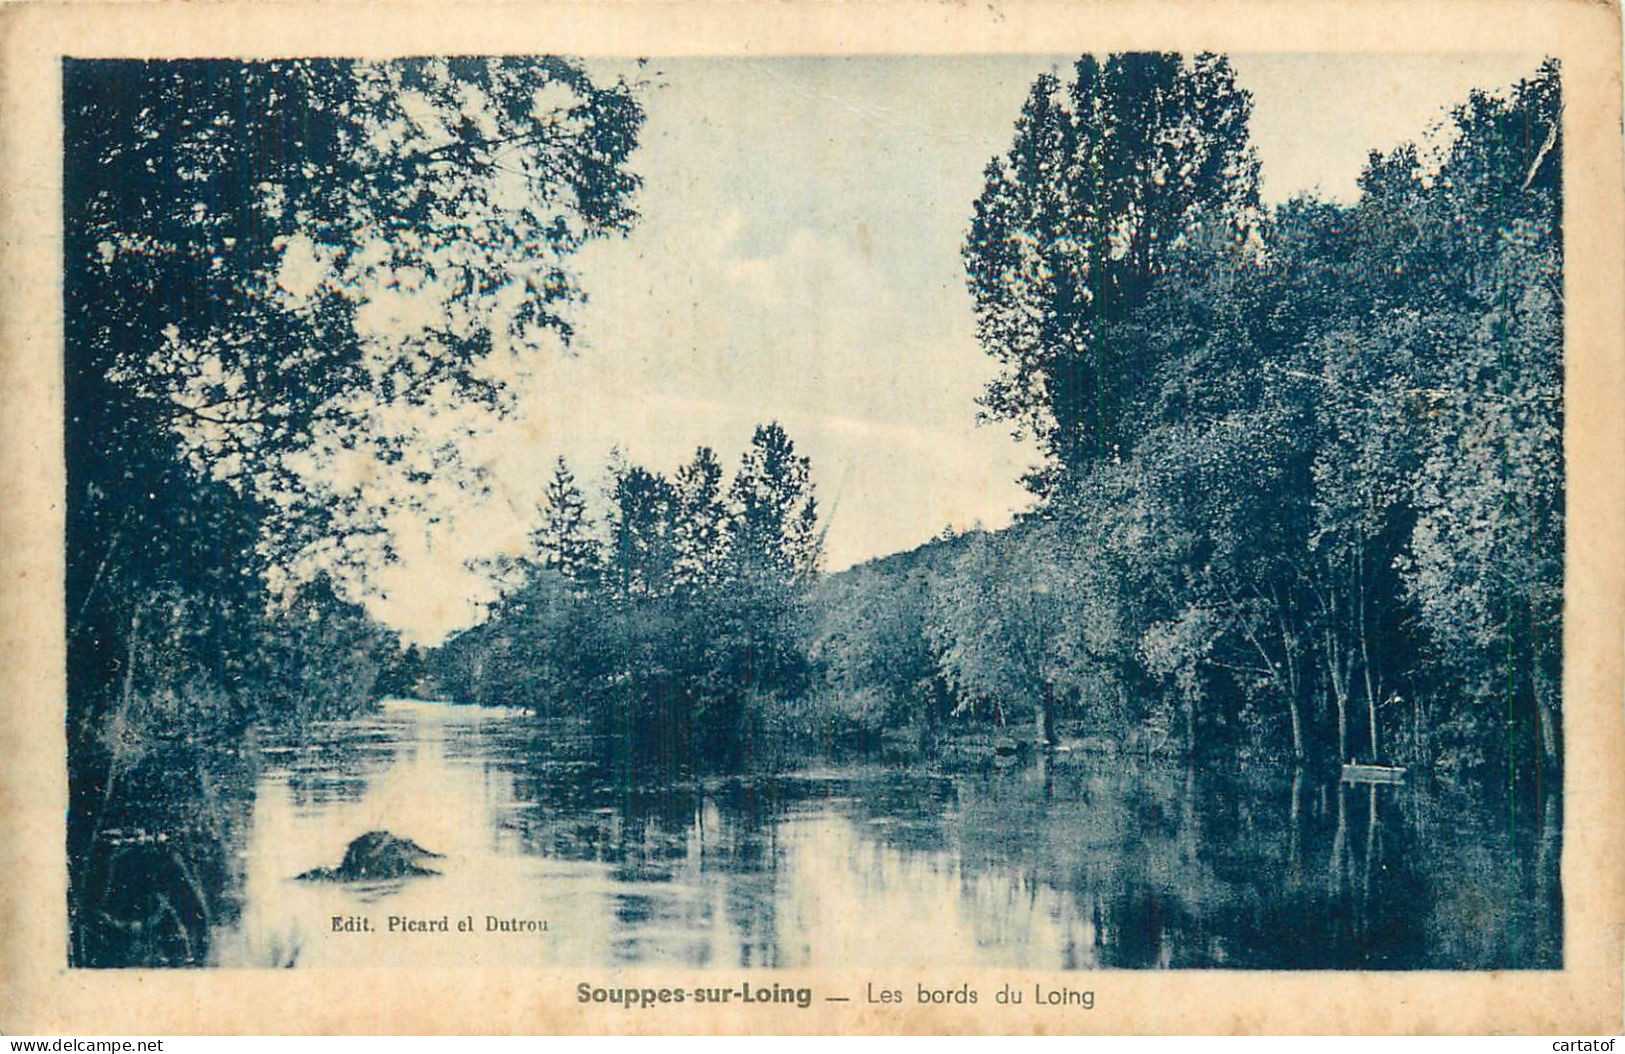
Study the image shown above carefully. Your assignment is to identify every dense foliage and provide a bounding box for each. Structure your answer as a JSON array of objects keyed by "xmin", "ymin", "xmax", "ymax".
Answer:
[
  {"xmin": 861, "ymin": 56, "xmax": 1560, "ymax": 785},
  {"xmin": 65, "ymin": 57, "xmax": 646, "ymax": 963},
  {"xmin": 65, "ymin": 51, "xmax": 1563, "ymax": 964},
  {"xmin": 429, "ymin": 56, "xmax": 1561, "ymax": 794},
  {"xmin": 430, "ymin": 424, "xmax": 823, "ymax": 768}
]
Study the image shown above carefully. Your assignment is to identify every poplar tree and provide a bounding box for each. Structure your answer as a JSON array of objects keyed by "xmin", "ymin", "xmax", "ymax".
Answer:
[
  {"xmin": 533, "ymin": 456, "xmax": 601, "ymax": 584},
  {"xmin": 963, "ymin": 52, "xmax": 1260, "ymax": 495}
]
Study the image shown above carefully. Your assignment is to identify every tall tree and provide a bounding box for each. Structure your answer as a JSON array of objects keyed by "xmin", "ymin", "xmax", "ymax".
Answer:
[
  {"xmin": 606, "ymin": 463, "xmax": 677, "ymax": 600},
  {"xmin": 68, "ymin": 57, "xmax": 645, "ymax": 606},
  {"xmin": 963, "ymin": 53, "xmax": 1260, "ymax": 495},
  {"xmin": 1397, "ymin": 63, "xmax": 1564, "ymax": 780},
  {"xmin": 672, "ymin": 446, "xmax": 729, "ymax": 590},
  {"xmin": 727, "ymin": 422, "xmax": 821, "ymax": 585},
  {"xmin": 533, "ymin": 456, "xmax": 601, "ymax": 583}
]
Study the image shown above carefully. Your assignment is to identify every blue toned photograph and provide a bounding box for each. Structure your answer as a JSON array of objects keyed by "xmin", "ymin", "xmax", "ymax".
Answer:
[{"xmin": 64, "ymin": 53, "xmax": 1562, "ymax": 971}]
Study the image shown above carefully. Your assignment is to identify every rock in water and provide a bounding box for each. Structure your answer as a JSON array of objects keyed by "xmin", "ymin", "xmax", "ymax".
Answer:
[{"xmin": 297, "ymin": 831, "xmax": 444, "ymax": 881}]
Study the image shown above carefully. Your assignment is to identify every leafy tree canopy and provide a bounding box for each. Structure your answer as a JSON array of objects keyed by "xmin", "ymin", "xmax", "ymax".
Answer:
[
  {"xmin": 67, "ymin": 57, "xmax": 646, "ymax": 593},
  {"xmin": 963, "ymin": 52, "xmax": 1260, "ymax": 494}
]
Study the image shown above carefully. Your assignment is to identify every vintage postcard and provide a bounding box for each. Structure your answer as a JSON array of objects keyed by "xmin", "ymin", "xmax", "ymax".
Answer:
[{"xmin": 0, "ymin": 0, "xmax": 1621, "ymax": 1036}]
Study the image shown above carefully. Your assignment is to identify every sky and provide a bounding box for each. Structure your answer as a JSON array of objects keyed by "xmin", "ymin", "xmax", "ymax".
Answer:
[{"xmin": 363, "ymin": 52, "xmax": 1544, "ymax": 643}]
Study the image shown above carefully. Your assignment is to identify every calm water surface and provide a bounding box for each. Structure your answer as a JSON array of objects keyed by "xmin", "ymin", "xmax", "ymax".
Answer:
[{"xmin": 206, "ymin": 699, "xmax": 1560, "ymax": 970}]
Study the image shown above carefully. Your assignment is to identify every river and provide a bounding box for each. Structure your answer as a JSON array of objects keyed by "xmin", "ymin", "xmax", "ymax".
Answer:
[{"xmin": 136, "ymin": 699, "xmax": 1560, "ymax": 969}]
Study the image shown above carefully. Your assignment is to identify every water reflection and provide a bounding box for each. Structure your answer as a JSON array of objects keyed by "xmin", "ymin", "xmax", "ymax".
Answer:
[
  {"xmin": 71, "ymin": 737, "xmax": 256, "ymax": 968},
  {"xmin": 87, "ymin": 700, "xmax": 1562, "ymax": 969}
]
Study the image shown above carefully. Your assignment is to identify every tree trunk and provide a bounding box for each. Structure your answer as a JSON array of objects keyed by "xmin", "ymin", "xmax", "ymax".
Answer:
[
  {"xmin": 1036, "ymin": 684, "xmax": 1057, "ymax": 746},
  {"xmin": 1412, "ymin": 694, "xmax": 1425, "ymax": 766},
  {"xmin": 1335, "ymin": 691, "xmax": 1348, "ymax": 763},
  {"xmin": 1324, "ymin": 626, "xmax": 1350, "ymax": 762},
  {"xmin": 1273, "ymin": 592, "xmax": 1306, "ymax": 761},
  {"xmin": 1358, "ymin": 554, "xmax": 1381, "ymax": 761}
]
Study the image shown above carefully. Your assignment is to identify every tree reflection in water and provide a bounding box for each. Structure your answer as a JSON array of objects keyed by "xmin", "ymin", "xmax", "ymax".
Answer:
[{"xmin": 73, "ymin": 703, "xmax": 1561, "ymax": 970}]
